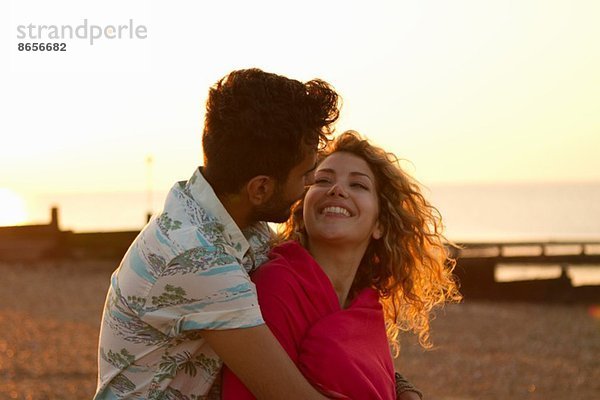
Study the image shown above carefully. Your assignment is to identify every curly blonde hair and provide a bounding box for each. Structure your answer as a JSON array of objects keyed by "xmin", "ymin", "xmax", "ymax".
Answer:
[{"xmin": 279, "ymin": 131, "xmax": 462, "ymax": 355}]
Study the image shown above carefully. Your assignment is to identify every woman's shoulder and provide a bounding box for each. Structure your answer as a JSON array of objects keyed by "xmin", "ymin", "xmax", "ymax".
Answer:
[
  {"xmin": 269, "ymin": 240, "xmax": 312, "ymax": 263},
  {"xmin": 254, "ymin": 241, "xmax": 313, "ymax": 276},
  {"xmin": 252, "ymin": 241, "xmax": 330, "ymax": 295}
]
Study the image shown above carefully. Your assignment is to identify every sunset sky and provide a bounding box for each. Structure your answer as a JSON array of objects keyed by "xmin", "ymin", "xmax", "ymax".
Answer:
[{"xmin": 1, "ymin": 0, "xmax": 599, "ymax": 228}]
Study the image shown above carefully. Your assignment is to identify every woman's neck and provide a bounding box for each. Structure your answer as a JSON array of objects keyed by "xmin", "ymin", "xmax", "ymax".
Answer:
[{"xmin": 307, "ymin": 240, "xmax": 368, "ymax": 308}]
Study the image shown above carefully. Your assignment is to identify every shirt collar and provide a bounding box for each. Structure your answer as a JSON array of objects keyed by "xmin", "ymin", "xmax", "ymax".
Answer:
[{"xmin": 185, "ymin": 167, "xmax": 249, "ymax": 261}]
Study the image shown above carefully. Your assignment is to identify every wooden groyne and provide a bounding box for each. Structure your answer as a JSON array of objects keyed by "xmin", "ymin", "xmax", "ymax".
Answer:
[
  {"xmin": 0, "ymin": 207, "xmax": 139, "ymax": 262},
  {"xmin": 453, "ymin": 241, "xmax": 600, "ymax": 303}
]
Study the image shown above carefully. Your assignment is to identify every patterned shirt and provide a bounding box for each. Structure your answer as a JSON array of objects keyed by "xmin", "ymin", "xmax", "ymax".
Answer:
[{"xmin": 95, "ymin": 168, "xmax": 272, "ymax": 400}]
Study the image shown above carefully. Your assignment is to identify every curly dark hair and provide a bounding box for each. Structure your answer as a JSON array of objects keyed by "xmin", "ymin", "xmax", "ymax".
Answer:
[
  {"xmin": 202, "ymin": 68, "xmax": 340, "ymax": 194},
  {"xmin": 280, "ymin": 131, "xmax": 462, "ymax": 355}
]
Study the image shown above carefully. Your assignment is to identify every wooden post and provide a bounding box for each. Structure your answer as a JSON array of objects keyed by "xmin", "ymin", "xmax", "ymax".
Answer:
[{"xmin": 50, "ymin": 206, "xmax": 60, "ymax": 231}]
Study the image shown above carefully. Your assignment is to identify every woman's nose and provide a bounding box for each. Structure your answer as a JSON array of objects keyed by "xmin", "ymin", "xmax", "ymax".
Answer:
[{"xmin": 327, "ymin": 183, "xmax": 348, "ymax": 198}]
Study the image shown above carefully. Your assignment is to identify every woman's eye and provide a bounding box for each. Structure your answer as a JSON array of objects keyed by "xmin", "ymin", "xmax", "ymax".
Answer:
[
  {"xmin": 351, "ymin": 182, "xmax": 369, "ymax": 190},
  {"xmin": 314, "ymin": 178, "xmax": 331, "ymax": 184}
]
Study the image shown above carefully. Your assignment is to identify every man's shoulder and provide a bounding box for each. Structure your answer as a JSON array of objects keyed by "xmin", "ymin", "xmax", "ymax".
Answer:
[
  {"xmin": 245, "ymin": 220, "xmax": 272, "ymax": 236},
  {"xmin": 148, "ymin": 184, "xmax": 231, "ymax": 252},
  {"xmin": 244, "ymin": 221, "xmax": 274, "ymax": 248},
  {"xmin": 117, "ymin": 203, "xmax": 234, "ymax": 290}
]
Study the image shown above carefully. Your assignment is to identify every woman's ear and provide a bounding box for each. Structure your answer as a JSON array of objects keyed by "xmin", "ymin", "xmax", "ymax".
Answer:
[
  {"xmin": 372, "ymin": 220, "xmax": 383, "ymax": 240},
  {"xmin": 245, "ymin": 175, "xmax": 276, "ymax": 206}
]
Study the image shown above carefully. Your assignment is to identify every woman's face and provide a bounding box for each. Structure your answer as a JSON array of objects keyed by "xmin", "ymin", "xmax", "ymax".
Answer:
[{"xmin": 303, "ymin": 151, "xmax": 382, "ymax": 248}]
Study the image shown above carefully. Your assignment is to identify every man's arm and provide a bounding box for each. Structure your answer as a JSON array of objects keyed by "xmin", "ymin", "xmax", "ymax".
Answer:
[
  {"xmin": 397, "ymin": 390, "xmax": 422, "ymax": 400},
  {"xmin": 395, "ymin": 372, "xmax": 423, "ymax": 400},
  {"xmin": 201, "ymin": 325, "xmax": 329, "ymax": 400}
]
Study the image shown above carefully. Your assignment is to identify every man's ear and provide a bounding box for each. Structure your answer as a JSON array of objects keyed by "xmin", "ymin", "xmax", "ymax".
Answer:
[{"xmin": 245, "ymin": 175, "xmax": 276, "ymax": 206}]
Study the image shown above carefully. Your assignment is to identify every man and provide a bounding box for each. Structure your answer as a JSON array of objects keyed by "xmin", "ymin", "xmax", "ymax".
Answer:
[
  {"xmin": 95, "ymin": 68, "xmax": 422, "ymax": 400},
  {"xmin": 95, "ymin": 68, "xmax": 340, "ymax": 399}
]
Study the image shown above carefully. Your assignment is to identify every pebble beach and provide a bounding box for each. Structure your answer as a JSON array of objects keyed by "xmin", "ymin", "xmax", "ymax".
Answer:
[{"xmin": 0, "ymin": 261, "xmax": 598, "ymax": 400}]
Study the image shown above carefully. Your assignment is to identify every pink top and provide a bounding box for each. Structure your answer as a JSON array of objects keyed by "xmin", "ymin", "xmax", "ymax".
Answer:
[{"xmin": 221, "ymin": 241, "xmax": 395, "ymax": 399}]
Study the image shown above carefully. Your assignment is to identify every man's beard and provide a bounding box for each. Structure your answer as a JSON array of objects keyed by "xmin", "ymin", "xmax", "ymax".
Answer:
[{"xmin": 250, "ymin": 186, "xmax": 297, "ymax": 224}]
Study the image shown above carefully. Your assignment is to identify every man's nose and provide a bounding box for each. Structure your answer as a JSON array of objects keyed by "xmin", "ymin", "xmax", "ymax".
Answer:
[{"xmin": 304, "ymin": 171, "xmax": 316, "ymax": 186}]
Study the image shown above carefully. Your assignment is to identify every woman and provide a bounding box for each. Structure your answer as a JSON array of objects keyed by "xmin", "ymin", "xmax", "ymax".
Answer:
[{"xmin": 222, "ymin": 131, "xmax": 461, "ymax": 399}]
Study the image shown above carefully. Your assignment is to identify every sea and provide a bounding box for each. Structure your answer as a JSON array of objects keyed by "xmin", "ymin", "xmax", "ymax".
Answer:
[{"xmin": 20, "ymin": 182, "xmax": 600, "ymax": 286}]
